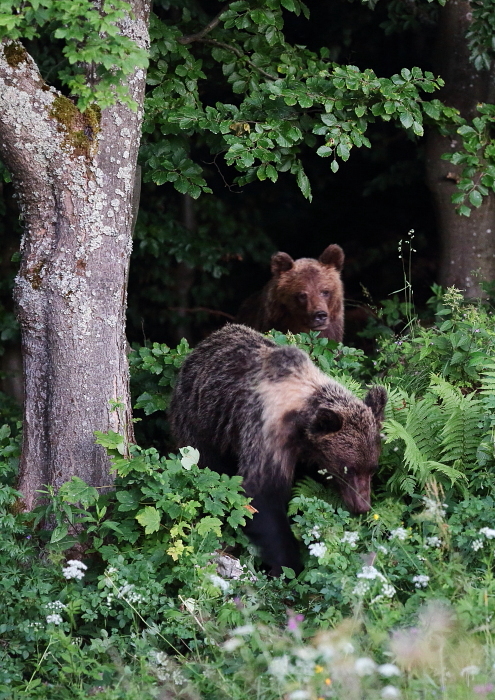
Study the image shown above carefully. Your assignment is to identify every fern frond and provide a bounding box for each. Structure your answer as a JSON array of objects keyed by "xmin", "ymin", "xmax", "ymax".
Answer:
[
  {"xmin": 291, "ymin": 476, "xmax": 340, "ymax": 508},
  {"xmin": 425, "ymin": 460, "xmax": 466, "ymax": 485},
  {"xmin": 404, "ymin": 395, "xmax": 443, "ymax": 462},
  {"xmin": 383, "ymin": 385, "xmax": 415, "ymax": 425},
  {"xmin": 440, "ymin": 404, "xmax": 482, "ymax": 465},
  {"xmin": 330, "ymin": 372, "xmax": 364, "ymax": 398}
]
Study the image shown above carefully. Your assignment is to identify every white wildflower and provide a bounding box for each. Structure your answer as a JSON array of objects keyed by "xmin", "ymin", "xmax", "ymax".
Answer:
[
  {"xmin": 268, "ymin": 655, "xmax": 290, "ymax": 679},
  {"xmin": 310, "ymin": 526, "xmax": 321, "ymax": 539},
  {"xmin": 425, "ymin": 536, "xmax": 441, "ymax": 548},
  {"xmin": 422, "ymin": 496, "xmax": 447, "ymax": 520},
  {"xmin": 472, "ymin": 539, "xmax": 484, "ymax": 551},
  {"xmin": 382, "ymin": 583, "xmax": 396, "ymax": 598},
  {"xmin": 381, "ymin": 685, "xmax": 401, "ymax": 699},
  {"xmin": 117, "ymin": 583, "xmax": 143, "ymax": 604},
  {"xmin": 378, "ymin": 663, "xmax": 401, "ymax": 677},
  {"xmin": 46, "ymin": 600, "xmax": 66, "ymax": 611},
  {"xmin": 479, "ymin": 527, "xmax": 495, "ymax": 539},
  {"xmin": 357, "ymin": 565, "xmax": 386, "ymax": 582},
  {"xmin": 460, "ymin": 665, "xmax": 480, "ymax": 677},
  {"xmin": 412, "ymin": 574, "xmax": 430, "ymax": 588},
  {"xmin": 341, "ymin": 531, "xmax": 359, "ymax": 548},
  {"xmin": 308, "ymin": 542, "xmax": 327, "ymax": 558},
  {"xmin": 46, "ymin": 613, "xmax": 63, "ymax": 625},
  {"xmin": 222, "ymin": 637, "xmax": 243, "ymax": 651},
  {"xmin": 232, "ymin": 624, "xmax": 254, "ymax": 636},
  {"xmin": 289, "ymin": 692, "xmax": 311, "ymax": 700},
  {"xmin": 377, "ymin": 545, "xmax": 388, "ymax": 554},
  {"xmin": 62, "ymin": 559, "xmax": 88, "ymax": 580},
  {"xmin": 209, "ymin": 574, "xmax": 230, "ymax": 592},
  {"xmin": 389, "ymin": 527, "xmax": 408, "ymax": 541},
  {"xmin": 354, "ymin": 657, "xmax": 377, "ymax": 676},
  {"xmin": 353, "ymin": 580, "xmax": 370, "ymax": 596}
]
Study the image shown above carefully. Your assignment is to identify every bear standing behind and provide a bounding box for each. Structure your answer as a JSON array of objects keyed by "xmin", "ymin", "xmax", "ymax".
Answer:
[
  {"xmin": 236, "ymin": 244, "xmax": 345, "ymax": 342},
  {"xmin": 169, "ymin": 324, "xmax": 386, "ymax": 576}
]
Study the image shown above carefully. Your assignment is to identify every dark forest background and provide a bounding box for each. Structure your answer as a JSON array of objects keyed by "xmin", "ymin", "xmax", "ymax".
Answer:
[{"xmin": 0, "ymin": 0, "xmax": 446, "ymax": 365}]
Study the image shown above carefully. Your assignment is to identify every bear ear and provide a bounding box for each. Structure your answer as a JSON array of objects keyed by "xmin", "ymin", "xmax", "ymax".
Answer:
[
  {"xmin": 271, "ymin": 252, "xmax": 294, "ymax": 276},
  {"xmin": 319, "ymin": 244, "xmax": 344, "ymax": 271},
  {"xmin": 364, "ymin": 386, "xmax": 387, "ymax": 424},
  {"xmin": 309, "ymin": 407, "xmax": 343, "ymax": 435}
]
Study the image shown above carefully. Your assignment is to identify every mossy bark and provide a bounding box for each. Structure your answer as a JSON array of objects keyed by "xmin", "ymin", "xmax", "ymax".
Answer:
[{"xmin": 0, "ymin": 1, "xmax": 151, "ymax": 509}]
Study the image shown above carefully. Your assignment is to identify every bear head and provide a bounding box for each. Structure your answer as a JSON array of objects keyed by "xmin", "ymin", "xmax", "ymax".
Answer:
[
  {"xmin": 300, "ymin": 385, "xmax": 387, "ymax": 514},
  {"xmin": 270, "ymin": 244, "xmax": 344, "ymax": 335}
]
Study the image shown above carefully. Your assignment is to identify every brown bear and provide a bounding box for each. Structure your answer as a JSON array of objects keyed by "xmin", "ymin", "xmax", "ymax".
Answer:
[
  {"xmin": 236, "ymin": 244, "xmax": 345, "ymax": 342},
  {"xmin": 169, "ymin": 324, "xmax": 386, "ymax": 576}
]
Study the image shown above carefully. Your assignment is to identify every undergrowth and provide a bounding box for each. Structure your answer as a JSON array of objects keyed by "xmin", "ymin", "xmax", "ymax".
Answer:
[{"xmin": 2, "ymin": 288, "xmax": 495, "ymax": 698}]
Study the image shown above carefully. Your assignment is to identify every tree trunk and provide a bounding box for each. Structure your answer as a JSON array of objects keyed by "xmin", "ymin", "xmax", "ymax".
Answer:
[
  {"xmin": 0, "ymin": 1, "xmax": 150, "ymax": 509},
  {"xmin": 425, "ymin": 0, "xmax": 495, "ymax": 297}
]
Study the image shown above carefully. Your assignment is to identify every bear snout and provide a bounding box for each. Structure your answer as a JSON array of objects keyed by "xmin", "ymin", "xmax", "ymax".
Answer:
[
  {"xmin": 341, "ymin": 475, "xmax": 372, "ymax": 514},
  {"xmin": 310, "ymin": 310, "xmax": 329, "ymax": 327}
]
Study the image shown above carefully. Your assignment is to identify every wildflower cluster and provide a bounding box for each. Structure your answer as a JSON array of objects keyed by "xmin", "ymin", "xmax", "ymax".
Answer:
[{"xmin": 62, "ymin": 559, "xmax": 87, "ymax": 580}]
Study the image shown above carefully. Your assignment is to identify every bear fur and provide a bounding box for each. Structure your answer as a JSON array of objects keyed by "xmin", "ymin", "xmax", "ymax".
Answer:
[
  {"xmin": 169, "ymin": 323, "xmax": 387, "ymax": 576},
  {"xmin": 236, "ymin": 244, "xmax": 345, "ymax": 342}
]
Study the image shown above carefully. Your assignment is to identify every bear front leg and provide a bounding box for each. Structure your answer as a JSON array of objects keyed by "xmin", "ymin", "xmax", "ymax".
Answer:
[{"xmin": 244, "ymin": 490, "xmax": 302, "ymax": 577}]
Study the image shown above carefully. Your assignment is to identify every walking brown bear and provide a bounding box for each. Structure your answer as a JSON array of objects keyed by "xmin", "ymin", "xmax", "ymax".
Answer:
[
  {"xmin": 236, "ymin": 244, "xmax": 345, "ymax": 342},
  {"xmin": 169, "ymin": 324, "xmax": 386, "ymax": 576}
]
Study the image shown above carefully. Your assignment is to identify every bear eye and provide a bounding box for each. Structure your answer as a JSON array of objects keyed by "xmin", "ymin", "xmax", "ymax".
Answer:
[
  {"xmin": 296, "ymin": 292, "xmax": 307, "ymax": 303},
  {"xmin": 321, "ymin": 290, "xmax": 331, "ymax": 297}
]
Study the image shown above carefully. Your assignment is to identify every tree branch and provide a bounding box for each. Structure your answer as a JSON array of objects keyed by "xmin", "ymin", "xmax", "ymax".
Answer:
[
  {"xmin": 178, "ymin": 2, "xmax": 234, "ymax": 45},
  {"xmin": 199, "ymin": 38, "xmax": 277, "ymax": 80}
]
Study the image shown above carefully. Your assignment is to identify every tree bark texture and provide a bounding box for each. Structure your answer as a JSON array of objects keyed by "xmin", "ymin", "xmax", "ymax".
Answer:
[
  {"xmin": 0, "ymin": 1, "xmax": 151, "ymax": 509},
  {"xmin": 425, "ymin": 0, "xmax": 495, "ymax": 297}
]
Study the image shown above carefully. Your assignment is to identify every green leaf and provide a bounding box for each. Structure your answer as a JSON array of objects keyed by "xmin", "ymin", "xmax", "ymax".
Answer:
[
  {"xmin": 95, "ymin": 430, "xmax": 126, "ymax": 455},
  {"xmin": 135, "ymin": 506, "xmax": 161, "ymax": 534},
  {"xmin": 297, "ymin": 168, "xmax": 312, "ymax": 201},
  {"xmin": 58, "ymin": 477, "xmax": 99, "ymax": 509},
  {"xmin": 197, "ymin": 516, "xmax": 223, "ymax": 537},
  {"xmin": 469, "ymin": 190, "xmax": 483, "ymax": 208},
  {"xmin": 400, "ymin": 112, "xmax": 413, "ymax": 129},
  {"xmin": 50, "ymin": 524, "xmax": 69, "ymax": 543}
]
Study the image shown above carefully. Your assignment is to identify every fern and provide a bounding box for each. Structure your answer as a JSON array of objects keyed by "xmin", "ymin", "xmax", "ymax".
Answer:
[{"xmin": 291, "ymin": 476, "xmax": 341, "ymax": 509}]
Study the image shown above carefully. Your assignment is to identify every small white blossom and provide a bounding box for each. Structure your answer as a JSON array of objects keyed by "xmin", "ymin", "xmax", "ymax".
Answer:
[
  {"xmin": 46, "ymin": 600, "xmax": 66, "ymax": 611},
  {"xmin": 377, "ymin": 545, "xmax": 388, "ymax": 554},
  {"xmin": 412, "ymin": 574, "xmax": 430, "ymax": 588},
  {"xmin": 209, "ymin": 574, "xmax": 230, "ymax": 593},
  {"xmin": 354, "ymin": 657, "xmax": 377, "ymax": 676},
  {"xmin": 289, "ymin": 692, "xmax": 311, "ymax": 700},
  {"xmin": 308, "ymin": 542, "xmax": 327, "ymax": 558},
  {"xmin": 341, "ymin": 531, "xmax": 359, "ymax": 548},
  {"xmin": 378, "ymin": 663, "xmax": 401, "ymax": 677},
  {"xmin": 381, "ymin": 583, "xmax": 396, "ymax": 598},
  {"xmin": 389, "ymin": 528, "xmax": 408, "ymax": 541},
  {"xmin": 62, "ymin": 559, "xmax": 88, "ymax": 580},
  {"xmin": 117, "ymin": 583, "xmax": 143, "ymax": 604},
  {"xmin": 421, "ymin": 496, "xmax": 447, "ymax": 520},
  {"xmin": 222, "ymin": 637, "xmax": 243, "ymax": 651},
  {"xmin": 381, "ymin": 685, "xmax": 401, "ymax": 699},
  {"xmin": 425, "ymin": 536, "xmax": 441, "ymax": 548},
  {"xmin": 479, "ymin": 527, "xmax": 495, "ymax": 539},
  {"xmin": 46, "ymin": 614, "xmax": 63, "ymax": 625},
  {"xmin": 352, "ymin": 580, "xmax": 370, "ymax": 597},
  {"xmin": 357, "ymin": 565, "xmax": 386, "ymax": 582},
  {"xmin": 268, "ymin": 655, "xmax": 290, "ymax": 679},
  {"xmin": 232, "ymin": 624, "xmax": 254, "ymax": 636},
  {"xmin": 472, "ymin": 539, "xmax": 484, "ymax": 551},
  {"xmin": 460, "ymin": 665, "xmax": 480, "ymax": 677},
  {"xmin": 310, "ymin": 526, "xmax": 321, "ymax": 539}
]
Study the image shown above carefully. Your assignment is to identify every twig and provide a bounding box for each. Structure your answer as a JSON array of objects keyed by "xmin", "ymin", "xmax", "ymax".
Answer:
[
  {"xmin": 178, "ymin": 2, "xmax": 234, "ymax": 44},
  {"xmin": 199, "ymin": 38, "xmax": 277, "ymax": 80}
]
